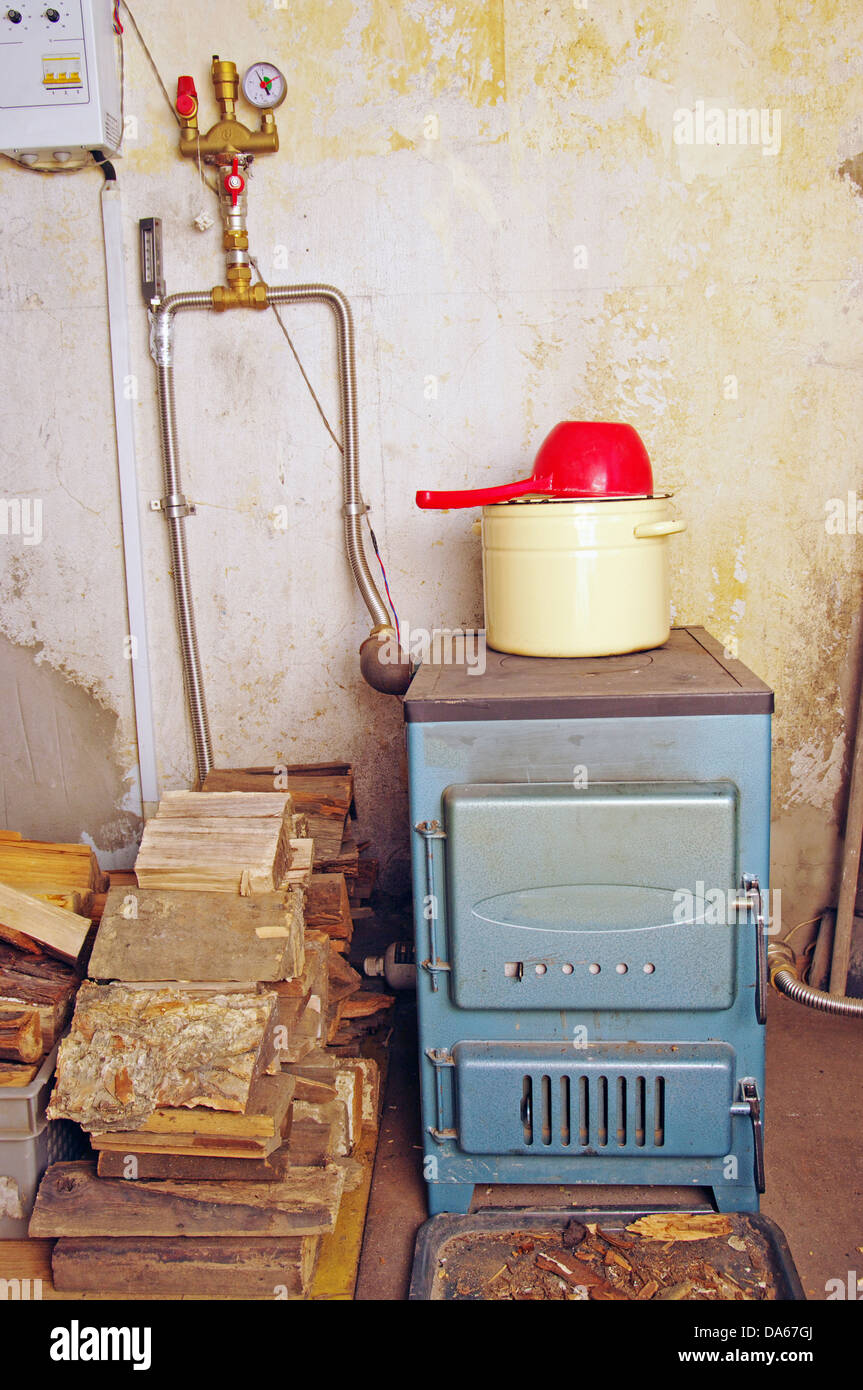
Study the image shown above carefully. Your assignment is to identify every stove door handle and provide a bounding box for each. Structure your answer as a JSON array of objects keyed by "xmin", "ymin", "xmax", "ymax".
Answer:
[
  {"xmin": 733, "ymin": 1079, "xmax": 766, "ymax": 1194},
  {"xmin": 743, "ymin": 873, "xmax": 768, "ymax": 1025}
]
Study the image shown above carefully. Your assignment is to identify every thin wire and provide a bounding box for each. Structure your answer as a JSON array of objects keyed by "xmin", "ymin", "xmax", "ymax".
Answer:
[
  {"xmin": 367, "ymin": 521, "xmax": 401, "ymax": 642},
  {"xmin": 120, "ymin": 0, "xmax": 181, "ymax": 127},
  {"xmin": 784, "ymin": 914, "xmax": 824, "ymax": 946},
  {"xmin": 248, "ymin": 254, "xmax": 401, "ymax": 631},
  {"xmin": 249, "ymin": 254, "xmax": 343, "ymax": 454}
]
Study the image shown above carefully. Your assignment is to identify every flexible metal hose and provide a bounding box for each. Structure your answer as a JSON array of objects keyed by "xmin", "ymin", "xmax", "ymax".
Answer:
[
  {"xmin": 150, "ymin": 284, "xmax": 395, "ymax": 784},
  {"xmin": 768, "ymin": 943, "xmax": 863, "ymax": 1017},
  {"xmin": 152, "ymin": 292, "xmax": 214, "ymax": 783}
]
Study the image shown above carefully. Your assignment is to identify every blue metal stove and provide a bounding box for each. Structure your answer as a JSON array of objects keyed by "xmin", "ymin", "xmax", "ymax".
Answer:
[{"xmin": 404, "ymin": 627, "xmax": 773, "ymax": 1216}]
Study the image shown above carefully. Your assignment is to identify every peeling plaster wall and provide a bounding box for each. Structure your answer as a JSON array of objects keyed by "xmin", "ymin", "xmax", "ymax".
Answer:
[{"xmin": 1, "ymin": 1, "xmax": 862, "ymax": 916}]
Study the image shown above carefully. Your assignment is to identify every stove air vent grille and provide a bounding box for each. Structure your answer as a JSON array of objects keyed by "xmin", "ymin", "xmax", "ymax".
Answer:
[{"xmin": 520, "ymin": 1072, "xmax": 665, "ymax": 1149}]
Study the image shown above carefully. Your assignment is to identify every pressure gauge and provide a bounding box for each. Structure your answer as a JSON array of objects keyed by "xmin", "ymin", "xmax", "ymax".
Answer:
[{"xmin": 242, "ymin": 62, "xmax": 287, "ymax": 110}]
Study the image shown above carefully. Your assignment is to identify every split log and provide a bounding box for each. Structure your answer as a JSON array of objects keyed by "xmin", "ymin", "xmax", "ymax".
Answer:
[
  {"xmin": 88, "ymin": 885, "xmax": 305, "ymax": 983},
  {"xmin": 305, "ymin": 873, "xmax": 352, "ymax": 939},
  {"xmin": 47, "ymin": 983, "xmax": 278, "ymax": 1132},
  {"xmin": 135, "ymin": 817, "xmax": 293, "ymax": 895},
  {"xmin": 0, "ymin": 839, "xmax": 104, "ymax": 894},
  {"xmin": 0, "ymin": 1007, "xmax": 42, "ymax": 1063},
  {"xmin": 0, "ymin": 882, "xmax": 91, "ymax": 964},
  {"xmin": 30, "ymin": 1160, "xmax": 347, "ymax": 1237},
  {"xmin": 0, "ymin": 1060, "xmax": 39, "ymax": 1086}
]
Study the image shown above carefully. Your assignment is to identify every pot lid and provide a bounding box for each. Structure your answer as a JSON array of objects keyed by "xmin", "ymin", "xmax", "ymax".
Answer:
[{"xmin": 416, "ymin": 421, "xmax": 654, "ymax": 509}]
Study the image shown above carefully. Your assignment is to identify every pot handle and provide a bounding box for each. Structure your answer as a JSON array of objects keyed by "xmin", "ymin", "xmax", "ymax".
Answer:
[{"xmin": 633, "ymin": 519, "xmax": 687, "ymax": 539}]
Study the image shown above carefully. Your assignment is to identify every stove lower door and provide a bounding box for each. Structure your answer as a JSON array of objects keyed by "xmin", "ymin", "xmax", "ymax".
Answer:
[
  {"xmin": 442, "ymin": 781, "xmax": 741, "ymax": 1012},
  {"xmin": 452, "ymin": 1041, "xmax": 735, "ymax": 1158}
]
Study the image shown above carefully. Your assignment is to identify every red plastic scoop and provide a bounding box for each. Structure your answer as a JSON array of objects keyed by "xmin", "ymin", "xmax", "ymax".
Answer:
[{"xmin": 416, "ymin": 421, "xmax": 654, "ymax": 509}]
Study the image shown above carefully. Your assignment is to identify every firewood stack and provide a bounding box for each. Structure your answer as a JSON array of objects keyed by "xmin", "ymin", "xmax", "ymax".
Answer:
[
  {"xmin": 29, "ymin": 780, "xmax": 383, "ymax": 1299},
  {"xmin": 0, "ymin": 834, "xmax": 102, "ymax": 1084}
]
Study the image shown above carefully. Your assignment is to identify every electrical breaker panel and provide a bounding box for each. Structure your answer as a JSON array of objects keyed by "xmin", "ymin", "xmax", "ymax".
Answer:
[{"xmin": 0, "ymin": 0, "xmax": 121, "ymax": 170}]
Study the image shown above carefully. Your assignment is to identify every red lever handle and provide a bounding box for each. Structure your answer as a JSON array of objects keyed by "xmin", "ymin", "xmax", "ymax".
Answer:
[
  {"xmin": 176, "ymin": 75, "xmax": 198, "ymax": 118},
  {"xmin": 223, "ymin": 156, "xmax": 245, "ymax": 209}
]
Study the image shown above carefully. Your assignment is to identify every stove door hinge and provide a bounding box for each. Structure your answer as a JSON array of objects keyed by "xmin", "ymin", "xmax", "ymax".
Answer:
[
  {"xmin": 414, "ymin": 820, "xmax": 450, "ymax": 993},
  {"xmin": 736, "ymin": 873, "xmax": 768, "ymax": 1025},
  {"xmin": 425, "ymin": 1047, "xmax": 457, "ymax": 1142},
  {"xmin": 730, "ymin": 1077, "xmax": 766, "ymax": 1194}
]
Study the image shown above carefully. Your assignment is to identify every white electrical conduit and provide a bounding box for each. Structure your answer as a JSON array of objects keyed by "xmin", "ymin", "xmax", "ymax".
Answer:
[
  {"xmin": 100, "ymin": 183, "xmax": 160, "ymax": 816},
  {"xmin": 149, "ymin": 284, "xmax": 400, "ymax": 786}
]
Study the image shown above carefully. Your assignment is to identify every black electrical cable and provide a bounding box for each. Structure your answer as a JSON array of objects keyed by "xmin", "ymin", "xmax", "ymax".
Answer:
[{"xmin": 90, "ymin": 149, "xmax": 117, "ymax": 182}]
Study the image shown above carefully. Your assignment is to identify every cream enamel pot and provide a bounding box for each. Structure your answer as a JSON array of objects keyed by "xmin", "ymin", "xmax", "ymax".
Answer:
[{"xmin": 479, "ymin": 494, "xmax": 686, "ymax": 658}]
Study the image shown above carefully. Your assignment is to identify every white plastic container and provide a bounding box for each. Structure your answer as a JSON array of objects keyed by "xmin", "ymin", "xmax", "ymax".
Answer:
[
  {"xmin": 480, "ymin": 494, "xmax": 686, "ymax": 658},
  {"xmin": 0, "ymin": 1046, "xmax": 59, "ymax": 1136},
  {"xmin": 0, "ymin": 1120, "xmax": 88, "ymax": 1238}
]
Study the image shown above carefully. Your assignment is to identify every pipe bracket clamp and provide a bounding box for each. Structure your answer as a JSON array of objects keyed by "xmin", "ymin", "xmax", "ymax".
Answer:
[
  {"xmin": 342, "ymin": 500, "xmax": 369, "ymax": 518},
  {"xmin": 151, "ymin": 493, "xmax": 196, "ymax": 519}
]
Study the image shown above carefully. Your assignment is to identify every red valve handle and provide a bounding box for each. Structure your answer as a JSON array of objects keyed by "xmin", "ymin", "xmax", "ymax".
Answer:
[
  {"xmin": 224, "ymin": 156, "xmax": 245, "ymax": 209},
  {"xmin": 176, "ymin": 75, "xmax": 198, "ymax": 118}
]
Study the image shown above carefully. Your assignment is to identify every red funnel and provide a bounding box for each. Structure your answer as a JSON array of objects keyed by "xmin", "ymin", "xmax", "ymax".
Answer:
[{"xmin": 416, "ymin": 421, "xmax": 654, "ymax": 509}]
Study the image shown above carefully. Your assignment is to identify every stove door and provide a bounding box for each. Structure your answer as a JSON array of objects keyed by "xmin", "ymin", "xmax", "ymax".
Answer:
[
  {"xmin": 452, "ymin": 1040, "xmax": 735, "ymax": 1157},
  {"xmin": 443, "ymin": 781, "xmax": 739, "ymax": 1011}
]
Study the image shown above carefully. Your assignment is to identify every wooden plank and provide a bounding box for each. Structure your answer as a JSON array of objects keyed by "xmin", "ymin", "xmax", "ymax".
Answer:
[
  {"xmin": 0, "ymin": 1007, "xmax": 42, "ymax": 1062},
  {"xmin": 88, "ymin": 885, "xmax": 305, "ymax": 983},
  {"xmin": 310, "ymin": 1122, "xmax": 377, "ymax": 1301},
  {"xmin": 90, "ymin": 1131, "xmax": 284, "ymax": 1159},
  {"xmin": 30, "ymin": 1161, "xmax": 347, "ymax": 1237},
  {"xmin": 47, "ymin": 984, "xmax": 278, "ymax": 1132},
  {"xmin": 140, "ymin": 1075, "xmax": 295, "ymax": 1139},
  {"xmin": 52, "ymin": 1235, "xmax": 319, "ymax": 1298},
  {"xmin": 96, "ymin": 1143, "xmax": 292, "ymax": 1183},
  {"xmin": 0, "ymin": 882, "xmax": 91, "ymax": 964},
  {"xmin": 134, "ymin": 817, "xmax": 292, "ymax": 895}
]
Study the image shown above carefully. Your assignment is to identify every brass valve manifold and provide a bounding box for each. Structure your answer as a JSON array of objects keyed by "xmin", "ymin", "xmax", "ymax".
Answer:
[
  {"xmin": 178, "ymin": 57, "xmax": 279, "ymax": 160},
  {"xmin": 177, "ymin": 56, "xmax": 279, "ymax": 309}
]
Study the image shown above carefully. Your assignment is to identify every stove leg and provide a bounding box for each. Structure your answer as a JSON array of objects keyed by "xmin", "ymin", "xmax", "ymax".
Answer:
[
  {"xmin": 712, "ymin": 1183, "xmax": 759, "ymax": 1214},
  {"xmin": 426, "ymin": 1183, "xmax": 474, "ymax": 1216}
]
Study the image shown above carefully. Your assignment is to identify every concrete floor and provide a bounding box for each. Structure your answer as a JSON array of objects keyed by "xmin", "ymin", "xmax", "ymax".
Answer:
[{"xmin": 355, "ymin": 989, "xmax": 863, "ymax": 1301}]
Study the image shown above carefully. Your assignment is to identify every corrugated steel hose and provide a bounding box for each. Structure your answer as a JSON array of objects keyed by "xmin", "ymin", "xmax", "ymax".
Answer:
[
  {"xmin": 768, "ymin": 941, "xmax": 863, "ymax": 1017},
  {"xmin": 150, "ymin": 283, "xmax": 411, "ymax": 784}
]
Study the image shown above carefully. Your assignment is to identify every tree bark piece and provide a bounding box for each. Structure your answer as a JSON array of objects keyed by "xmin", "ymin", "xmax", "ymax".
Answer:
[
  {"xmin": 30, "ymin": 1160, "xmax": 346, "ymax": 1237},
  {"xmin": 0, "ymin": 882, "xmax": 91, "ymax": 964},
  {"xmin": 47, "ymin": 983, "xmax": 277, "ymax": 1132},
  {"xmin": 52, "ymin": 1235, "xmax": 319, "ymax": 1298}
]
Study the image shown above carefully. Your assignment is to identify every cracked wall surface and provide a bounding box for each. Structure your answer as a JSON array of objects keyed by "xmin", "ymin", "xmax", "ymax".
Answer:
[{"xmin": 1, "ymin": 0, "xmax": 862, "ymax": 918}]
